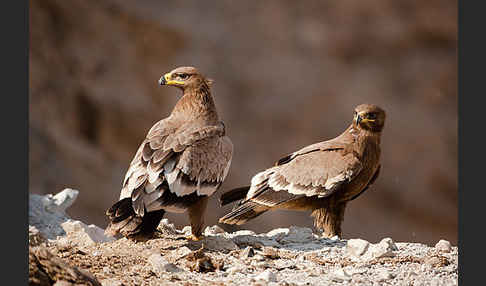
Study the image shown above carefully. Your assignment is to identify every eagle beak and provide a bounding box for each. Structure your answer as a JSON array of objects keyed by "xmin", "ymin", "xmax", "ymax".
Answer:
[
  {"xmin": 356, "ymin": 114, "xmax": 363, "ymax": 125},
  {"xmin": 158, "ymin": 76, "xmax": 166, "ymax": 85},
  {"xmin": 158, "ymin": 73, "xmax": 171, "ymax": 86},
  {"xmin": 159, "ymin": 72, "xmax": 185, "ymax": 86}
]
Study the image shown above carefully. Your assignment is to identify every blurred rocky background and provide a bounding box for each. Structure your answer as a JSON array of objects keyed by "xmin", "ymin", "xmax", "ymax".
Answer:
[{"xmin": 29, "ymin": 0, "xmax": 457, "ymax": 245}]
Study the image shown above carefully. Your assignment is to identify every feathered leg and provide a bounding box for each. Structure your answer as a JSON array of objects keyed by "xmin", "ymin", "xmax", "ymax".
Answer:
[
  {"xmin": 311, "ymin": 198, "xmax": 347, "ymax": 238},
  {"xmin": 187, "ymin": 196, "xmax": 209, "ymax": 240}
]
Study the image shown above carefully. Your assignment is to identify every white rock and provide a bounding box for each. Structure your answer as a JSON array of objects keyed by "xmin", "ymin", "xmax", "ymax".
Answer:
[
  {"xmin": 204, "ymin": 225, "xmax": 225, "ymax": 235},
  {"xmin": 255, "ymin": 269, "xmax": 277, "ymax": 282},
  {"xmin": 376, "ymin": 269, "xmax": 394, "ymax": 281},
  {"xmin": 100, "ymin": 278, "xmax": 123, "ymax": 286},
  {"xmin": 181, "ymin": 226, "xmax": 192, "ymax": 235},
  {"xmin": 48, "ymin": 188, "xmax": 79, "ymax": 213},
  {"xmin": 241, "ymin": 246, "xmax": 255, "ymax": 258},
  {"xmin": 280, "ymin": 226, "xmax": 315, "ymax": 244},
  {"xmin": 331, "ymin": 268, "xmax": 352, "ymax": 282},
  {"xmin": 203, "ymin": 235, "xmax": 239, "ymax": 252},
  {"xmin": 168, "ymin": 246, "xmax": 192, "ymax": 260},
  {"xmin": 380, "ymin": 237, "xmax": 398, "ymax": 251},
  {"xmin": 232, "ymin": 230, "xmax": 256, "ymax": 236},
  {"xmin": 346, "ymin": 238, "xmax": 370, "ymax": 257},
  {"xmin": 148, "ymin": 253, "xmax": 182, "ymax": 274},
  {"xmin": 253, "ymin": 254, "xmax": 266, "ymax": 261},
  {"xmin": 229, "ymin": 232, "xmax": 278, "ymax": 248},
  {"xmin": 29, "ymin": 191, "xmax": 72, "ymax": 239},
  {"xmin": 363, "ymin": 237, "xmax": 397, "ymax": 260},
  {"xmin": 435, "ymin": 239, "xmax": 452, "ymax": 253},
  {"xmin": 266, "ymin": 228, "xmax": 289, "ymax": 240},
  {"xmin": 60, "ymin": 219, "xmax": 115, "ymax": 245},
  {"xmin": 157, "ymin": 219, "xmax": 179, "ymax": 234},
  {"xmin": 226, "ymin": 266, "xmax": 244, "ymax": 275},
  {"xmin": 430, "ymin": 278, "xmax": 441, "ymax": 286}
]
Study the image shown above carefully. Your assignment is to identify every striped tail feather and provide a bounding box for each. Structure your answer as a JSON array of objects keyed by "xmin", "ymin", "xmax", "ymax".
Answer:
[
  {"xmin": 105, "ymin": 198, "xmax": 165, "ymax": 238},
  {"xmin": 218, "ymin": 201, "xmax": 269, "ymax": 225},
  {"xmin": 219, "ymin": 186, "xmax": 250, "ymax": 206}
]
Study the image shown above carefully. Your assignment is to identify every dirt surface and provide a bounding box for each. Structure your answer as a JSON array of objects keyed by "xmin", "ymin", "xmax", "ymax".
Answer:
[{"xmin": 32, "ymin": 221, "xmax": 458, "ymax": 286}]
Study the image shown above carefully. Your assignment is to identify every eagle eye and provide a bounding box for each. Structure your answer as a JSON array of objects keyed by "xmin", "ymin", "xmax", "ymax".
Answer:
[
  {"xmin": 178, "ymin": 73, "xmax": 189, "ymax": 80},
  {"xmin": 367, "ymin": 113, "xmax": 377, "ymax": 119}
]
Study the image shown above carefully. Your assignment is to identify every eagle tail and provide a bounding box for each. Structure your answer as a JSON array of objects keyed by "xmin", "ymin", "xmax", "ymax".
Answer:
[
  {"xmin": 105, "ymin": 198, "xmax": 165, "ymax": 238},
  {"xmin": 218, "ymin": 201, "xmax": 269, "ymax": 225},
  {"xmin": 219, "ymin": 186, "xmax": 250, "ymax": 206}
]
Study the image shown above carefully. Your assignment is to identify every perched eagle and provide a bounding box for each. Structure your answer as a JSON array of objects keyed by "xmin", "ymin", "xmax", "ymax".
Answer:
[
  {"xmin": 219, "ymin": 104, "xmax": 385, "ymax": 238},
  {"xmin": 105, "ymin": 66, "xmax": 233, "ymax": 240}
]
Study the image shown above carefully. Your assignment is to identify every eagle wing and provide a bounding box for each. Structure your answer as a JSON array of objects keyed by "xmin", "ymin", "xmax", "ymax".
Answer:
[
  {"xmin": 244, "ymin": 143, "xmax": 362, "ymax": 207},
  {"xmin": 120, "ymin": 119, "xmax": 233, "ymax": 216}
]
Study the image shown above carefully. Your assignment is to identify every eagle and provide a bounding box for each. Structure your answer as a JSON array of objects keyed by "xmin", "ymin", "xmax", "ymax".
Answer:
[
  {"xmin": 105, "ymin": 66, "xmax": 233, "ymax": 240},
  {"xmin": 219, "ymin": 104, "xmax": 385, "ymax": 238}
]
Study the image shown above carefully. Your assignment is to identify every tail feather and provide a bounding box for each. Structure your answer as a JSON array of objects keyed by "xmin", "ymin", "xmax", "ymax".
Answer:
[
  {"xmin": 218, "ymin": 201, "xmax": 269, "ymax": 225},
  {"xmin": 219, "ymin": 186, "xmax": 250, "ymax": 206},
  {"xmin": 105, "ymin": 198, "xmax": 165, "ymax": 238}
]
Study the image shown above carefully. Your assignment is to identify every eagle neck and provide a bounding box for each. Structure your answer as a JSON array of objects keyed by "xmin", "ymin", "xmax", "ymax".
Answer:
[
  {"xmin": 171, "ymin": 83, "xmax": 219, "ymax": 125},
  {"xmin": 353, "ymin": 128, "xmax": 381, "ymax": 158}
]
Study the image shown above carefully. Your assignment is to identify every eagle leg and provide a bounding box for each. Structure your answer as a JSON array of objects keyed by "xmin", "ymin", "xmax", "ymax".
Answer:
[
  {"xmin": 311, "ymin": 199, "xmax": 347, "ymax": 238},
  {"xmin": 187, "ymin": 196, "xmax": 209, "ymax": 240}
]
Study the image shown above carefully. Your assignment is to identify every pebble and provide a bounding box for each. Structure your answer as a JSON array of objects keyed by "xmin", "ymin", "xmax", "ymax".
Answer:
[
  {"xmin": 425, "ymin": 256, "xmax": 441, "ymax": 267},
  {"xmin": 148, "ymin": 253, "xmax": 182, "ymax": 275},
  {"xmin": 435, "ymin": 239, "xmax": 452, "ymax": 253},
  {"xmin": 181, "ymin": 226, "xmax": 192, "ymax": 235},
  {"xmin": 227, "ymin": 266, "xmax": 244, "ymax": 275},
  {"xmin": 331, "ymin": 268, "xmax": 352, "ymax": 282},
  {"xmin": 279, "ymin": 226, "xmax": 315, "ymax": 244},
  {"xmin": 346, "ymin": 238, "xmax": 370, "ymax": 257},
  {"xmin": 376, "ymin": 269, "xmax": 394, "ymax": 281},
  {"xmin": 202, "ymin": 235, "xmax": 239, "ymax": 252},
  {"xmin": 60, "ymin": 220, "xmax": 115, "ymax": 245},
  {"xmin": 365, "ymin": 237, "xmax": 397, "ymax": 259},
  {"xmin": 205, "ymin": 225, "xmax": 226, "ymax": 235},
  {"xmin": 49, "ymin": 188, "xmax": 79, "ymax": 213},
  {"xmin": 241, "ymin": 246, "xmax": 255, "ymax": 258},
  {"xmin": 100, "ymin": 279, "xmax": 123, "ymax": 286},
  {"xmin": 255, "ymin": 270, "xmax": 277, "ymax": 282}
]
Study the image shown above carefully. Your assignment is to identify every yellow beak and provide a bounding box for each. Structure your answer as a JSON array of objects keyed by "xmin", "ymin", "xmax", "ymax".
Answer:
[{"xmin": 158, "ymin": 72, "xmax": 185, "ymax": 86}]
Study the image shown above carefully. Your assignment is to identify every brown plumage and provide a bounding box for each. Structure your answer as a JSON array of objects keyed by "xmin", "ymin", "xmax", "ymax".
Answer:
[
  {"xmin": 219, "ymin": 104, "xmax": 385, "ymax": 238},
  {"xmin": 105, "ymin": 66, "xmax": 233, "ymax": 240}
]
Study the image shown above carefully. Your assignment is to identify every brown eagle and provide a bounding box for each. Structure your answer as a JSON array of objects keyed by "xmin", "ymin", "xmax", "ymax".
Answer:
[
  {"xmin": 219, "ymin": 104, "xmax": 385, "ymax": 238},
  {"xmin": 105, "ymin": 66, "xmax": 233, "ymax": 240}
]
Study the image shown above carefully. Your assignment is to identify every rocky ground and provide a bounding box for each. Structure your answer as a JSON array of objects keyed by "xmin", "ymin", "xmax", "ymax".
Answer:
[{"xmin": 29, "ymin": 190, "xmax": 458, "ymax": 286}]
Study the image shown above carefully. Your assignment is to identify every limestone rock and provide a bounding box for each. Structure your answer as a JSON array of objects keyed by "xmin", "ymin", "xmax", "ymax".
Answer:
[
  {"xmin": 279, "ymin": 226, "xmax": 315, "ymax": 244},
  {"xmin": 241, "ymin": 246, "xmax": 255, "ymax": 258},
  {"xmin": 157, "ymin": 219, "xmax": 179, "ymax": 235},
  {"xmin": 345, "ymin": 238, "xmax": 370, "ymax": 258},
  {"xmin": 435, "ymin": 239, "xmax": 452, "ymax": 253},
  {"xmin": 204, "ymin": 225, "xmax": 226, "ymax": 235},
  {"xmin": 202, "ymin": 235, "xmax": 239, "ymax": 253},
  {"xmin": 29, "ymin": 189, "xmax": 80, "ymax": 239},
  {"xmin": 255, "ymin": 270, "xmax": 277, "ymax": 282},
  {"xmin": 364, "ymin": 237, "xmax": 397, "ymax": 260},
  {"xmin": 61, "ymin": 220, "xmax": 115, "ymax": 245},
  {"xmin": 148, "ymin": 253, "xmax": 183, "ymax": 275},
  {"xmin": 376, "ymin": 269, "xmax": 394, "ymax": 282},
  {"xmin": 331, "ymin": 268, "xmax": 352, "ymax": 282}
]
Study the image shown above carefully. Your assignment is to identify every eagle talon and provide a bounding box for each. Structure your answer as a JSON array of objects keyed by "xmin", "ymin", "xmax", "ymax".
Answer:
[{"xmin": 186, "ymin": 234, "xmax": 204, "ymax": 241}]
